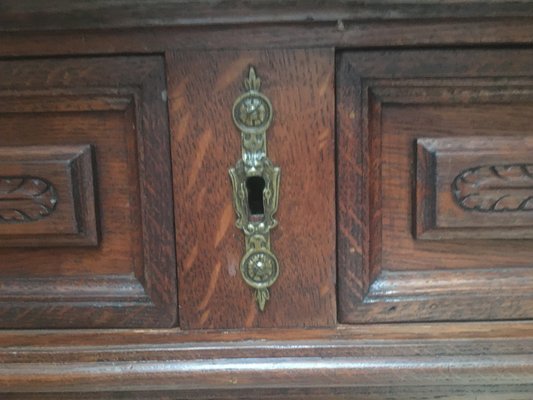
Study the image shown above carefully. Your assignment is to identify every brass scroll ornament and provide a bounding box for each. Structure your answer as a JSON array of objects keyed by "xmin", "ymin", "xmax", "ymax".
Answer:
[{"xmin": 229, "ymin": 67, "xmax": 280, "ymax": 311}]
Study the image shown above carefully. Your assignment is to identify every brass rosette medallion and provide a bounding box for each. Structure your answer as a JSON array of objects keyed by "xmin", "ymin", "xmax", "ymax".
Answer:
[{"xmin": 229, "ymin": 67, "xmax": 280, "ymax": 311}]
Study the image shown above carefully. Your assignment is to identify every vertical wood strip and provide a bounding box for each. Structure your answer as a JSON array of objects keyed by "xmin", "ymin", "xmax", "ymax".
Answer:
[{"xmin": 168, "ymin": 49, "xmax": 336, "ymax": 329}]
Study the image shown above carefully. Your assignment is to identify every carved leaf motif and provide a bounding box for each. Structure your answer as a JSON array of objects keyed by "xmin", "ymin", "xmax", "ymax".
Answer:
[
  {"xmin": 452, "ymin": 164, "xmax": 533, "ymax": 212},
  {"xmin": 0, "ymin": 177, "xmax": 58, "ymax": 223}
]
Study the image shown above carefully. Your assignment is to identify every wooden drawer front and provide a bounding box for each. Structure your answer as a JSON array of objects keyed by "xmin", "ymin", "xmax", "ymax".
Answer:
[
  {"xmin": 168, "ymin": 49, "xmax": 336, "ymax": 329},
  {"xmin": 338, "ymin": 49, "xmax": 533, "ymax": 323},
  {"xmin": 0, "ymin": 57, "xmax": 176, "ymax": 328}
]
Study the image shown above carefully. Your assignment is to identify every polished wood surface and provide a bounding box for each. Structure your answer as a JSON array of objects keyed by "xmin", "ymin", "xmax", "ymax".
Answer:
[
  {"xmin": 0, "ymin": 2, "xmax": 532, "ymax": 398},
  {"xmin": 0, "ymin": 322, "xmax": 532, "ymax": 395},
  {"xmin": 416, "ymin": 137, "xmax": 533, "ymax": 239},
  {"xmin": 1, "ymin": 0, "xmax": 533, "ymax": 32},
  {"xmin": 169, "ymin": 49, "xmax": 336, "ymax": 329},
  {"xmin": 0, "ymin": 145, "xmax": 97, "ymax": 246},
  {"xmin": 338, "ymin": 49, "xmax": 533, "ymax": 324},
  {"xmin": 5, "ymin": 387, "xmax": 533, "ymax": 400},
  {"xmin": 2, "ymin": 19, "xmax": 533, "ymax": 59},
  {"xmin": 0, "ymin": 323, "xmax": 532, "ymax": 393},
  {"xmin": 0, "ymin": 56, "xmax": 176, "ymax": 328}
]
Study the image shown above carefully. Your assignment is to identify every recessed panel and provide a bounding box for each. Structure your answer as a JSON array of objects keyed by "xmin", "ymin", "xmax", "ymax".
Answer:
[
  {"xmin": 338, "ymin": 49, "xmax": 533, "ymax": 323},
  {"xmin": 0, "ymin": 56, "xmax": 176, "ymax": 328}
]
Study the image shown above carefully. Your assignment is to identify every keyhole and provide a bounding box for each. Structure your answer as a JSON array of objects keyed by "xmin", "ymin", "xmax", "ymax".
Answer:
[{"xmin": 246, "ymin": 176, "xmax": 265, "ymax": 220}]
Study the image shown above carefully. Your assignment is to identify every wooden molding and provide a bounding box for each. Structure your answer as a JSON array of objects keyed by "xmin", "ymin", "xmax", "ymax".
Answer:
[
  {"xmin": 1, "ymin": 19, "xmax": 533, "ymax": 59},
  {"xmin": 2, "ymin": 0, "xmax": 533, "ymax": 32},
  {"xmin": 0, "ymin": 324, "xmax": 532, "ymax": 393},
  {"xmin": 1, "ymin": 354, "xmax": 532, "ymax": 392}
]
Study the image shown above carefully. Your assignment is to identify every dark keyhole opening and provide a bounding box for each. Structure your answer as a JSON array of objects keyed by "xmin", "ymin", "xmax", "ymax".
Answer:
[{"xmin": 246, "ymin": 176, "xmax": 266, "ymax": 220}]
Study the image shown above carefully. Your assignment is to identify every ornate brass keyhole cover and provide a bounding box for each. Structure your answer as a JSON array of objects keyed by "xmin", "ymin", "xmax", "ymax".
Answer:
[{"xmin": 229, "ymin": 67, "xmax": 280, "ymax": 311}]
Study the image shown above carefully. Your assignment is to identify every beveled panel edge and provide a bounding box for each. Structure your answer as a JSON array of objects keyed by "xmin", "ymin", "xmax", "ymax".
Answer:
[
  {"xmin": 416, "ymin": 136, "xmax": 533, "ymax": 240},
  {"xmin": 415, "ymin": 139, "xmax": 437, "ymax": 239},
  {"xmin": 0, "ymin": 145, "xmax": 98, "ymax": 247}
]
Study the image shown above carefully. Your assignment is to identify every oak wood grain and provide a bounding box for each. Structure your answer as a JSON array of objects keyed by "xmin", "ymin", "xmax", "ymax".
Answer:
[
  {"xmin": 2, "ymin": 0, "xmax": 533, "ymax": 32},
  {"xmin": 0, "ymin": 355, "xmax": 532, "ymax": 393},
  {"xmin": 4, "ymin": 386, "xmax": 533, "ymax": 400},
  {"xmin": 0, "ymin": 335, "xmax": 531, "ymax": 393},
  {"xmin": 0, "ymin": 145, "xmax": 98, "ymax": 246},
  {"xmin": 2, "ymin": 321, "xmax": 533, "ymax": 347},
  {"xmin": 338, "ymin": 49, "xmax": 533, "ymax": 323},
  {"xmin": 168, "ymin": 49, "xmax": 336, "ymax": 329},
  {"xmin": 0, "ymin": 322, "xmax": 531, "ymax": 395},
  {"xmin": 417, "ymin": 136, "xmax": 533, "ymax": 239},
  {"xmin": 0, "ymin": 56, "xmax": 176, "ymax": 328},
  {"xmin": 2, "ymin": 19, "xmax": 533, "ymax": 58},
  {"xmin": 0, "ymin": 4, "xmax": 531, "ymax": 397}
]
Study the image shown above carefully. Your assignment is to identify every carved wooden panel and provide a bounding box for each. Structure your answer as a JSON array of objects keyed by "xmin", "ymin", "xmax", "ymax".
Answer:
[
  {"xmin": 0, "ymin": 145, "xmax": 98, "ymax": 246},
  {"xmin": 0, "ymin": 177, "xmax": 57, "ymax": 223},
  {"xmin": 454, "ymin": 165, "xmax": 533, "ymax": 211},
  {"xmin": 337, "ymin": 49, "xmax": 533, "ymax": 323},
  {"xmin": 0, "ymin": 56, "xmax": 176, "ymax": 328},
  {"xmin": 168, "ymin": 49, "xmax": 336, "ymax": 329},
  {"xmin": 417, "ymin": 137, "xmax": 533, "ymax": 239}
]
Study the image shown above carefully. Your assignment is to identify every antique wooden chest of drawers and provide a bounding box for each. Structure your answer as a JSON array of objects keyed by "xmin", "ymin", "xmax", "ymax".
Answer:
[{"xmin": 1, "ymin": 1, "xmax": 533, "ymax": 399}]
